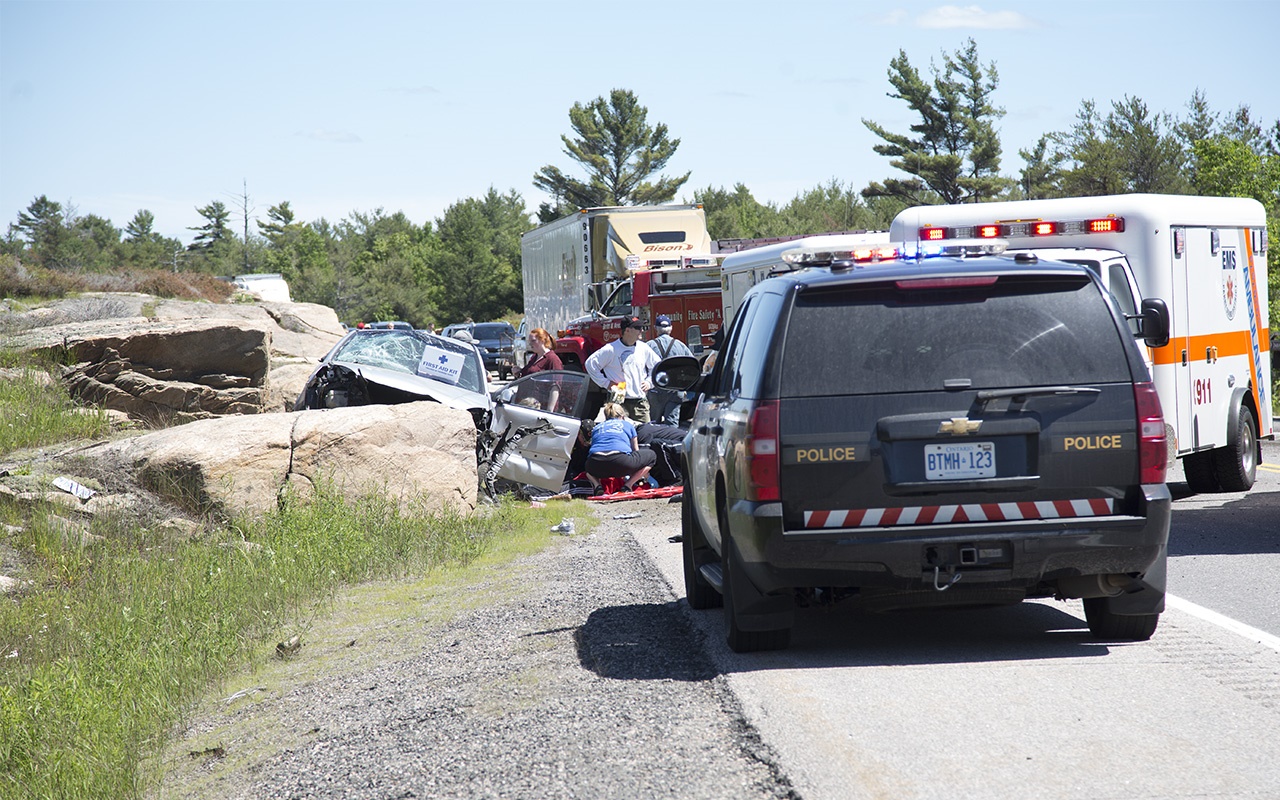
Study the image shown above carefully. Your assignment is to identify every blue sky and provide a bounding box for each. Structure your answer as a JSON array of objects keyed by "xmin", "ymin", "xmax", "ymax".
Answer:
[{"xmin": 2, "ymin": 0, "xmax": 1276, "ymax": 245}]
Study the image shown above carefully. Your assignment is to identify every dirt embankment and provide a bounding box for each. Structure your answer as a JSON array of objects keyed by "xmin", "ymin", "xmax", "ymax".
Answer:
[{"xmin": 152, "ymin": 498, "xmax": 797, "ymax": 800}]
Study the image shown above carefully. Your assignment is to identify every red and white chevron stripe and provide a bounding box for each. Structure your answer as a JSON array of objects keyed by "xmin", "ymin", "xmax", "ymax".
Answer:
[{"xmin": 803, "ymin": 498, "xmax": 1115, "ymax": 529}]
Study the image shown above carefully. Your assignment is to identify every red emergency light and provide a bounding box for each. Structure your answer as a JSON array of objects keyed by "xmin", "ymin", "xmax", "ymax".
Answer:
[
  {"xmin": 1087, "ymin": 217, "xmax": 1125, "ymax": 233},
  {"xmin": 921, "ymin": 216, "xmax": 1124, "ymax": 242}
]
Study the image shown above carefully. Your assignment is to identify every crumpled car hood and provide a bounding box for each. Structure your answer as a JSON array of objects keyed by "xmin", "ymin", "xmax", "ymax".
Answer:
[{"xmin": 329, "ymin": 360, "xmax": 490, "ymax": 413}]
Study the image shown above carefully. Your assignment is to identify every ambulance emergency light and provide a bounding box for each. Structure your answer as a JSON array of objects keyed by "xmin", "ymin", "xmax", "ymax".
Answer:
[{"xmin": 919, "ymin": 216, "xmax": 1125, "ymax": 241}]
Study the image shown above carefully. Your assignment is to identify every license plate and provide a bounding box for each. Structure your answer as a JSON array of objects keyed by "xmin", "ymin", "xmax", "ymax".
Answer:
[{"xmin": 924, "ymin": 442, "xmax": 996, "ymax": 480}]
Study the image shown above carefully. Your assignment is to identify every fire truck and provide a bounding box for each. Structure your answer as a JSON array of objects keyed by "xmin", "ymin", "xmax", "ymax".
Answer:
[
  {"xmin": 890, "ymin": 193, "xmax": 1272, "ymax": 493},
  {"xmin": 555, "ymin": 257, "xmax": 723, "ymax": 368},
  {"xmin": 519, "ymin": 204, "xmax": 722, "ymax": 367},
  {"xmin": 520, "ymin": 205, "xmax": 713, "ymax": 336}
]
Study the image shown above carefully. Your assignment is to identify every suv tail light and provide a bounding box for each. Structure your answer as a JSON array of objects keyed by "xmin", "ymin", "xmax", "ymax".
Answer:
[
  {"xmin": 1134, "ymin": 381, "xmax": 1167, "ymax": 484},
  {"xmin": 746, "ymin": 400, "xmax": 780, "ymax": 501}
]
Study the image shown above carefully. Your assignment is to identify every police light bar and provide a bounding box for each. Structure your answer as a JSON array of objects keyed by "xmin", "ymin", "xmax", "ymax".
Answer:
[
  {"xmin": 919, "ymin": 217, "xmax": 1125, "ymax": 241},
  {"xmin": 781, "ymin": 245, "xmax": 901, "ymax": 266},
  {"xmin": 902, "ymin": 239, "xmax": 1009, "ymax": 259}
]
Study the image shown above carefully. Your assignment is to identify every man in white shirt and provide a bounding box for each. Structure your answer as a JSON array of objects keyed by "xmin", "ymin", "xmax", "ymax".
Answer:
[{"xmin": 585, "ymin": 316, "xmax": 660, "ymax": 422}]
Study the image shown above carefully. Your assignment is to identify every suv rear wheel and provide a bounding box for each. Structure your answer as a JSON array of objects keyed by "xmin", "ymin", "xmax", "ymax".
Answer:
[
  {"xmin": 1083, "ymin": 596, "xmax": 1159, "ymax": 641},
  {"xmin": 721, "ymin": 524, "xmax": 788, "ymax": 650}
]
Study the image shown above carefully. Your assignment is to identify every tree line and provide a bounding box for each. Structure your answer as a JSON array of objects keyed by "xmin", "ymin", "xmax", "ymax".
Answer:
[{"xmin": 4, "ymin": 39, "xmax": 1277, "ymax": 328}]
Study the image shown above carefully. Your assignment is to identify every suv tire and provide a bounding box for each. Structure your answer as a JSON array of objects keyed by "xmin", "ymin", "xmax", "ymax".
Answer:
[
  {"xmin": 722, "ymin": 530, "xmax": 791, "ymax": 653},
  {"xmin": 1083, "ymin": 596, "xmax": 1160, "ymax": 641},
  {"xmin": 1212, "ymin": 403, "xmax": 1257, "ymax": 492},
  {"xmin": 682, "ymin": 484, "xmax": 722, "ymax": 610}
]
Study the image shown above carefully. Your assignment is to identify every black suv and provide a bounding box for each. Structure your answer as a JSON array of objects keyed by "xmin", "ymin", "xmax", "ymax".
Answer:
[{"xmin": 655, "ymin": 245, "xmax": 1173, "ymax": 652}]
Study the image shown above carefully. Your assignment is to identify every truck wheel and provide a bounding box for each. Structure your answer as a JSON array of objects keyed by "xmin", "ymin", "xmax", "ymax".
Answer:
[
  {"xmin": 1083, "ymin": 596, "xmax": 1159, "ymax": 641},
  {"xmin": 1212, "ymin": 403, "xmax": 1257, "ymax": 492},
  {"xmin": 682, "ymin": 484, "xmax": 721, "ymax": 610},
  {"xmin": 1181, "ymin": 450, "xmax": 1219, "ymax": 494},
  {"xmin": 720, "ymin": 523, "xmax": 790, "ymax": 653}
]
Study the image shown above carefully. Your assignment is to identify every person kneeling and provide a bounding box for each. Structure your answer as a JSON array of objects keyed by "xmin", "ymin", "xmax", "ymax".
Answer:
[{"xmin": 585, "ymin": 403, "xmax": 656, "ymax": 493}]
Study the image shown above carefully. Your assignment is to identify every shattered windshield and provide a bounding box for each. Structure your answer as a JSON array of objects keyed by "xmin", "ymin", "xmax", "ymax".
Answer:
[{"xmin": 330, "ymin": 331, "xmax": 485, "ymax": 393}]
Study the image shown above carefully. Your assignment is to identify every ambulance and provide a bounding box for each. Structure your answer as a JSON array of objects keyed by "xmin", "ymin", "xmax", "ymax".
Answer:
[{"xmin": 890, "ymin": 193, "xmax": 1271, "ymax": 492}]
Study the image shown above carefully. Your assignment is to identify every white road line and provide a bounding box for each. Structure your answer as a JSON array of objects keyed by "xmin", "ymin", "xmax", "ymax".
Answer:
[{"xmin": 1166, "ymin": 594, "xmax": 1280, "ymax": 652}]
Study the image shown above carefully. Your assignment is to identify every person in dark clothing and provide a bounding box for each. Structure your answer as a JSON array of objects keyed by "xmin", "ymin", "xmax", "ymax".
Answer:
[{"xmin": 646, "ymin": 315, "xmax": 693, "ymax": 425}]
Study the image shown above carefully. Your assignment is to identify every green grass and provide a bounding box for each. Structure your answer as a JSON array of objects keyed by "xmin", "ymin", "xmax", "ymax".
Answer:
[
  {"xmin": 0, "ymin": 348, "xmax": 590, "ymax": 799},
  {"xmin": 0, "ymin": 358, "xmax": 110, "ymax": 454},
  {"xmin": 0, "ymin": 477, "xmax": 585, "ymax": 799}
]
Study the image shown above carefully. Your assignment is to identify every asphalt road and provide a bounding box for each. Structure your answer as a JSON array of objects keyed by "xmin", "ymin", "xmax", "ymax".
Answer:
[
  {"xmin": 1165, "ymin": 435, "xmax": 1280, "ymax": 637},
  {"xmin": 626, "ymin": 442, "xmax": 1280, "ymax": 800}
]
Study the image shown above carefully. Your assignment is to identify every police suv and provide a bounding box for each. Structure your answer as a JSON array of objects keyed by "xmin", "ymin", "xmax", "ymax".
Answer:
[{"xmin": 653, "ymin": 241, "xmax": 1174, "ymax": 652}]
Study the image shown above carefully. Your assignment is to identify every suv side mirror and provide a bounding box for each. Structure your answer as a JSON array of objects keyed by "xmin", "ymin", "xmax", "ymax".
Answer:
[
  {"xmin": 1136, "ymin": 297, "xmax": 1170, "ymax": 348},
  {"xmin": 652, "ymin": 355, "xmax": 703, "ymax": 392}
]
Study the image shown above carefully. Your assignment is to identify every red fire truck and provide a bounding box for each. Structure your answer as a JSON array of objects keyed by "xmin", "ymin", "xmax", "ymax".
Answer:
[{"xmin": 553, "ymin": 256, "xmax": 724, "ymax": 368}]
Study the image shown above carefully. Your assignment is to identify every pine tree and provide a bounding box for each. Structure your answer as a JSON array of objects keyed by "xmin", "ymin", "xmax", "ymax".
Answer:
[{"xmin": 533, "ymin": 89, "xmax": 689, "ymax": 222}]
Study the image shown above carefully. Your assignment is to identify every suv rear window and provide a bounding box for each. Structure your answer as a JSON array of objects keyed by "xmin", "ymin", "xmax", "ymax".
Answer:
[{"xmin": 780, "ymin": 274, "xmax": 1133, "ymax": 397}]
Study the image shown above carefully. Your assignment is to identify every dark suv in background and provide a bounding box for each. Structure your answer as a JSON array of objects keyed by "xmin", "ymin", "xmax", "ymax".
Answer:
[
  {"xmin": 443, "ymin": 322, "xmax": 517, "ymax": 378},
  {"xmin": 656, "ymin": 244, "xmax": 1173, "ymax": 652}
]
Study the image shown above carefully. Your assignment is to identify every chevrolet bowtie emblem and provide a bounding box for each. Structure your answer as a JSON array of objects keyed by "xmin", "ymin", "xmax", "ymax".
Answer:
[{"xmin": 939, "ymin": 417, "xmax": 982, "ymax": 435}]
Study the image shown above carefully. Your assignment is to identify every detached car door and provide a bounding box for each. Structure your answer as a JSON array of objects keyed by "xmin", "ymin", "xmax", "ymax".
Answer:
[{"xmin": 489, "ymin": 370, "xmax": 592, "ymax": 490}]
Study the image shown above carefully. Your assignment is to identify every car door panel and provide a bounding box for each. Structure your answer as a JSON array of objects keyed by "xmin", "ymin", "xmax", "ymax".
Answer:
[{"xmin": 489, "ymin": 371, "xmax": 590, "ymax": 490}]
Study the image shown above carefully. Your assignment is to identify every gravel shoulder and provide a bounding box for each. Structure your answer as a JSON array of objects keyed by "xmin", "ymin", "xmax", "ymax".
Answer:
[{"xmin": 151, "ymin": 497, "xmax": 797, "ymax": 799}]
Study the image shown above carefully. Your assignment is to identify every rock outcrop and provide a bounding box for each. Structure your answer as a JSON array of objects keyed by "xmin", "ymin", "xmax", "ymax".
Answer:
[
  {"xmin": 3, "ymin": 295, "xmax": 346, "ymax": 422},
  {"xmin": 151, "ymin": 298, "xmax": 344, "ymax": 365},
  {"xmin": 3, "ymin": 293, "xmax": 478, "ymax": 527},
  {"xmin": 7, "ymin": 317, "xmax": 273, "ymax": 424},
  {"xmin": 90, "ymin": 401, "xmax": 479, "ymax": 517}
]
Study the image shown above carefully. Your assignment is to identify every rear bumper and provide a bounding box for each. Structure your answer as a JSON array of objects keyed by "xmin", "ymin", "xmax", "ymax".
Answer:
[{"xmin": 726, "ymin": 484, "xmax": 1171, "ymax": 599}]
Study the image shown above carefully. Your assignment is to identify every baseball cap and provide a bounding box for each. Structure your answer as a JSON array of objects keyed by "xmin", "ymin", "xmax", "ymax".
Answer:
[
  {"xmin": 623, "ymin": 316, "xmax": 646, "ymax": 330},
  {"xmin": 655, "ymin": 315, "xmax": 672, "ymax": 328}
]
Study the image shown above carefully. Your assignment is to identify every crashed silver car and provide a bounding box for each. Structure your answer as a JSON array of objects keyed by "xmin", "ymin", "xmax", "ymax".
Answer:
[
  {"xmin": 296, "ymin": 329, "xmax": 597, "ymax": 496},
  {"xmin": 295, "ymin": 328, "xmax": 491, "ymax": 425}
]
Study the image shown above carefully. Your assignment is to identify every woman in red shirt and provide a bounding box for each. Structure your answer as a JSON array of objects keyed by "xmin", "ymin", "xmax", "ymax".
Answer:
[
  {"xmin": 513, "ymin": 327, "xmax": 565, "ymax": 411},
  {"xmin": 518, "ymin": 328, "xmax": 563, "ymax": 377}
]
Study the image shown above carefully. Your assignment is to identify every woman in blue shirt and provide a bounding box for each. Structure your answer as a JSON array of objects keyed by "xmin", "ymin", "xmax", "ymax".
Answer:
[{"xmin": 585, "ymin": 403, "xmax": 656, "ymax": 492}]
